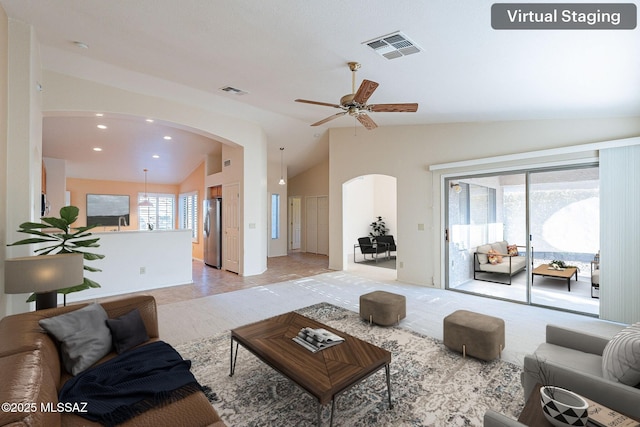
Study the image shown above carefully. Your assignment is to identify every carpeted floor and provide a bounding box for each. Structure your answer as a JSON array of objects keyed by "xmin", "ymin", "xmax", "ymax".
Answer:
[{"xmin": 176, "ymin": 303, "xmax": 524, "ymax": 427}]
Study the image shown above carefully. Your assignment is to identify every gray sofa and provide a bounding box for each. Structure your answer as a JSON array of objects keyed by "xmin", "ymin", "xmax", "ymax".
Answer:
[
  {"xmin": 522, "ymin": 323, "xmax": 640, "ymax": 420},
  {"xmin": 474, "ymin": 241, "xmax": 527, "ymax": 285}
]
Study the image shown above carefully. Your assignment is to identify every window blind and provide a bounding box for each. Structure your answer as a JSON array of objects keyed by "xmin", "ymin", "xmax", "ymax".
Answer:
[
  {"xmin": 599, "ymin": 145, "xmax": 640, "ymax": 324},
  {"xmin": 138, "ymin": 193, "xmax": 175, "ymax": 230}
]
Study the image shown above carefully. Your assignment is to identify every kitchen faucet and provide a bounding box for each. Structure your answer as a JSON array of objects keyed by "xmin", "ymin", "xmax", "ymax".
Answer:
[{"xmin": 118, "ymin": 216, "xmax": 128, "ymax": 231}]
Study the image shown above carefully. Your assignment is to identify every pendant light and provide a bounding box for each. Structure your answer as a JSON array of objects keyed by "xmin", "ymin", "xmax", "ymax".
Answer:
[
  {"xmin": 278, "ymin": 147, "xmax": 286, "ymax": 185},
  {"xmin": 139, "ymin": 168, "xmax": 153, "ymax": 207}
]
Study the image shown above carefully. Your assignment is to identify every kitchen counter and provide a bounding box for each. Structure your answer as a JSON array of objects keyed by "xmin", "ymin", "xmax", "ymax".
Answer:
[{"xmin": 65, "ymin": 229, "xmax": 193, "ymax": 303}]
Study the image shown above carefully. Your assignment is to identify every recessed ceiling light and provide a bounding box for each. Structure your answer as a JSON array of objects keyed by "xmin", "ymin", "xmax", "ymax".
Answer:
[
  {"xmin": 146, "ymin": 119, "xmax": 154, "ymax": 123},
  {"xmin": 97, "ymin": 125, "xmax": 107, "ymax": 130},
  {"xmin": 95, "ymin": 113, "xmax": 103, "ymax": 117},
  {"xmin": 93, "ymin": 147, "xmax": 102, "ymax": 152},
  {"xmin": 163, "ymin": 136, "xmax": 172, "ymax": 140},
  {"xmin": 152, "ymin": 155, "xmax": 160, "ymax": 159}
]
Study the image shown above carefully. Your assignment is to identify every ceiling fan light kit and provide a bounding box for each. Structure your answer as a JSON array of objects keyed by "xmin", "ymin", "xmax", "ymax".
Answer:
[{"xmin": 295, "ymin": 62, "xmax": 418, "ymax": 130}]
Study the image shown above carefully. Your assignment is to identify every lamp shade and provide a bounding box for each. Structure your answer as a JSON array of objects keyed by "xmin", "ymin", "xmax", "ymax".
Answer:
[{"xmin": 4, "ymin": 253, "xmax": 84, "ymax": 294}]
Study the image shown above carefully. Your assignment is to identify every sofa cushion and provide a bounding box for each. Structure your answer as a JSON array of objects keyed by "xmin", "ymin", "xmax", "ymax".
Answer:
[
  {"xmin": 491, "ymin": 241, "xmax": 508, "ymax": 256},
  {"xmin": 106, "ymin": 308, "xmax": 150, "ymax": 354},
  {"xmin": 532, "ymin": 342, "xmax": 604, "ymax": 377},
  {"xmin": 507, "ymin": 245, "xmax": 519, "ymax": 256},
  {"xmin": 602, "ymin": 322, "xmax": 640, "ymax": 386},
  {"xmin": 477, "ymin": 244, "xmax": 493, "ymax": 264},
  {"xmin": 39, "ymin": 303, "xmax": 112, "ymax": 375},
  {"xmin": 487, "ymin": 249, "xmax": 503, "ymax": 265}
]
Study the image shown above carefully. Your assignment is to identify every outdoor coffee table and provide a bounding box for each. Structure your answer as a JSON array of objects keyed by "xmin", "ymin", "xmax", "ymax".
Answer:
[
  {"xmin": 531, "ymin": 264, "xmax": 578, "ymax": 291},
  {"xmin": 230, "ymin": 311, "xmax": 392, "ymax": 426}
]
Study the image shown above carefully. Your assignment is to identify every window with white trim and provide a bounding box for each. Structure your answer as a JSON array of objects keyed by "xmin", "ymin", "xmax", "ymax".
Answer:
[
  {"xmin": 271, "ymin": 194, "xmax": 280, "ymax": 239},
  {"xmin": 179, "ymin": 191, "xmax": 198, "ymax": 242},
  {"xmin": 138, "ymin": 193, "xmax": 175, "ymax": 230}
]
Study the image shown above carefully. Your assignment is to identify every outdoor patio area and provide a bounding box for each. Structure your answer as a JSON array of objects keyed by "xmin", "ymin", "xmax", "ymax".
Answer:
[{"xmin": 453, "ymin": 267, "xmax": 598, "ymax": 315}]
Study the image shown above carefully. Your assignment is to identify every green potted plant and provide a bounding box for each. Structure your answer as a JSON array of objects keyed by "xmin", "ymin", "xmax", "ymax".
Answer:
[
  {"xmin": 7, "ymin": 205, "xmax": 104, "ymax": 304},
  {"xmin": 369, "ymin": 216, "xmax": 388, "ymax": 241}
]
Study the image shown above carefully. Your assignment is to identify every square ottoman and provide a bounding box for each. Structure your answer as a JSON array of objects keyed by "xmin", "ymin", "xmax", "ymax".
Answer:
[
  {"xmin": 443, "ymin": 310, "xmax": 505, "ymax": 361},
  {"xmin": 359, "ymin": 291, "xmax": 406, "ymax": 326}
]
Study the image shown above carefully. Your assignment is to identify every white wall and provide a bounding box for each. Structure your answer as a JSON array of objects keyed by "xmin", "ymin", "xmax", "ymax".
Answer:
[
  {"xmin": 329, "ymin": 118, "xmax": 640, "ymax": 288},
  {"xmin": 0, "ymin": 6, "xmax": 8, "ymax": 317},
  {"xmin": 43, "ymin": 157, "xmax": 66, "ymax": 215},
  {"xmin": 374, "ymin": 175, "xmax": 397, "ymax": 236},
  {"xmin": 3, "ymin": 19, "xmax": 43, "ymax": 316},
  {"xmin": 42, "ymin": 71, "xmax": 268, "ymax": 277}
]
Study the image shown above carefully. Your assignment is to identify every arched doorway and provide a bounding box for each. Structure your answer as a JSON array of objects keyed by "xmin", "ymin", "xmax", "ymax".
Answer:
[{"xmin": 343, "ymin": 174, "xmax": 397, "ymax": 279}]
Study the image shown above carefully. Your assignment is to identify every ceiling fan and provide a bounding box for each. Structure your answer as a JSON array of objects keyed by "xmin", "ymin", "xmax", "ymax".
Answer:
[{"xmin": 295, "ymin": 62, "xmax": 418, "ymax": 130}]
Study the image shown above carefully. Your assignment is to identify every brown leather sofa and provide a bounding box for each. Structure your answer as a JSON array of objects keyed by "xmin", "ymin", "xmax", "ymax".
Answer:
[{"xmin": 0, "ymin": 295, "xmax": 226, "ymax": 426}]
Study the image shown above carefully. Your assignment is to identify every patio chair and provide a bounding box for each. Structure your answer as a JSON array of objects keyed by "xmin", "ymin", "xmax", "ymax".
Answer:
[
  {"xmin": 591, "ymin": 252, "xmax": 600, "ymax": 298},
  {"xmin": 354, "ymin": 237, "xmax": 389, "ymax": 263},
  {"xmin": 376, "ymin": 235, "xmax": 397, "ymax": 255}
]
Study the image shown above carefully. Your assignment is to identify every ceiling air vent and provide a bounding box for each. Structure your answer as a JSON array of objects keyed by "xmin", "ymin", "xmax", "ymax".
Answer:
[
  {"xmin": 362, "ymin": 31, "xmax": 422, "ymax": 60},
  {"xmin": 219, "ymin": 86, "xmax": 248, "ymax": 96}
]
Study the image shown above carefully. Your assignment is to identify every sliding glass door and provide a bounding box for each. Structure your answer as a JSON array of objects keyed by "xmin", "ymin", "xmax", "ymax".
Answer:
[
  {"xmin": 445, "ymin": 165, "xmax": 599, "ymax": 315},
  {"xmin": 528, "ymin": 167, "xmax": 599, "ymax": 314},
  {"xmin": 446, "ymin": 173, "xmax": 528, "ymax": 303}
]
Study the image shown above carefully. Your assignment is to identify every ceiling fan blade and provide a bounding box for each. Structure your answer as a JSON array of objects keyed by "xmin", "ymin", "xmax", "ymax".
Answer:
[
  {"xmin": 369, "ymin": 103, "xmax": 419, "ymax": 113},
  {"xmin": 353, "ymin": 79, "xmax": 379, "ymax": 105},
  {"xmin": 357, "ymin": 114, "xmax": 378, "ymax": 130},
  {"xmin": 295, "ymin": 99, "xmax": 342, "ymax": 109},
  {"xmin": 311, "ymin": 112, "xmax": 347, "ymax": 126}
]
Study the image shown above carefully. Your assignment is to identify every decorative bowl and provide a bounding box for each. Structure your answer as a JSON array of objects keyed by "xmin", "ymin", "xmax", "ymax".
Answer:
[{"xmin": 540, "ymin": 385, "xmax": 589, "ymax": 427}]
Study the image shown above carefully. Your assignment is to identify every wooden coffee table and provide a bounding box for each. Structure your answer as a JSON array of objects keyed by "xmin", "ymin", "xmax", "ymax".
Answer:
[
  {"xmin": 230, "ymin": 311, "xmax": 392, "ymax": 426},
  {"xmin": 532, "ymin": 264, "xmax": 578, "ymax": 291}
]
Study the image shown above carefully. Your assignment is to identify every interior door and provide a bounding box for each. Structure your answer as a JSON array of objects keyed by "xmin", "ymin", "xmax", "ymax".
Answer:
[
  {"xmin": 306, "ymin": 196, "xmax": 318, "ymax": 253},
  {"xmin": 222, "ymin": 183, "xmax": 240, "ymax": 273},
  {"xmin": 316, "ymin": 196, "xmax": 329, "ymax": 255},
  {"xmin": 289, "ymin": 197, "xmax": 301, "ymax": 250}
]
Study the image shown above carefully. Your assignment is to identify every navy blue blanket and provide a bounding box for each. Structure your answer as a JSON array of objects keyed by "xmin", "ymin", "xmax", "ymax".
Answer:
[{"xmin": 59, "ymin": 340, "xmax": 201, "ymax": 426}]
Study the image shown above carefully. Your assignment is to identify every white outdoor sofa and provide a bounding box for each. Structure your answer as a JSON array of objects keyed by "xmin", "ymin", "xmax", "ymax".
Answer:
[{"xmin": 473, "ymin": 240, "xmax": 527, "ymax": 285}]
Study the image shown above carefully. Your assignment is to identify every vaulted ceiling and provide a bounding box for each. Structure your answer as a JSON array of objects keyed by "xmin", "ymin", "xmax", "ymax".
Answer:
[{"xmin": 2, "ymin": 0, "xmax": 638, "ymax": 183}]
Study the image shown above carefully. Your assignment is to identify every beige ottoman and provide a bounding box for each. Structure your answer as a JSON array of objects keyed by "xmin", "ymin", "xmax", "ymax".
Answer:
[
  {"xmin": 443, "ymin": 310, "xmax": 505, "ymax": 361},
  {"xmin": 359, "ymin": 291, "xmax": 406, "ymax": 326}
]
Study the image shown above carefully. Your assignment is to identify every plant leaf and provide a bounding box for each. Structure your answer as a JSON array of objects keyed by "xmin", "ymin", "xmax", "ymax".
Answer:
[
  {"xmin": 70, "ymin": 238, "xmax": 101, "ymax": 247},
  {"xmin": 59, "ymin": 206, "xmax": 80, "ymax": 224},
  {"xmin": 83, "ymin": 277, "xmax": 101, "ymax": 288},
  {"xmin": 40, "ymin": 217, "xmax": 69, "ymax": 230},
  {"xmin": 18, "ymin": 222, "xmax": 49, "ymax": 229},
  {"xmin": 82, "ymin": 252, "xmax": 105, "ymax": 261},
  {"xmin": 58, "ymin": 284, "xmax": 91, "ymax": 295},
  {"xmin": 83, "ymin": 265, "xmax": 102, "ymax": 273},
  {"xmin": 7, "ymin": 237, "xmax": 58, "ymax": 246}
]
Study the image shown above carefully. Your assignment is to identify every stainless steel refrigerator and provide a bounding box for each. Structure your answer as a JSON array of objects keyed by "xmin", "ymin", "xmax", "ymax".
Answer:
[{"xmin": 203, "ymin": 197, "xmax": 222, "ymax": 268}]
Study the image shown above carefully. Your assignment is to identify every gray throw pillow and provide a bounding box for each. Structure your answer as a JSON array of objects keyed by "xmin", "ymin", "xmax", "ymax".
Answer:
[
  {"xmin": 39, "ymin": 303, "xmax": 112, "ymax": 375},
  {"xmin": 106, "ymin": 308, "xmax": 149, "ymax": 354},
  {"xmin": 602, "ymin": 322, "xmax": 640, "ymax": 386}
]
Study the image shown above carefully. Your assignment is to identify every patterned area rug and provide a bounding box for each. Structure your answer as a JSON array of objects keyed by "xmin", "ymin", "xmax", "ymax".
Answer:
[{"xmin": 175, "ymin": 303, "xmax": 524, "ymax": 426}]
